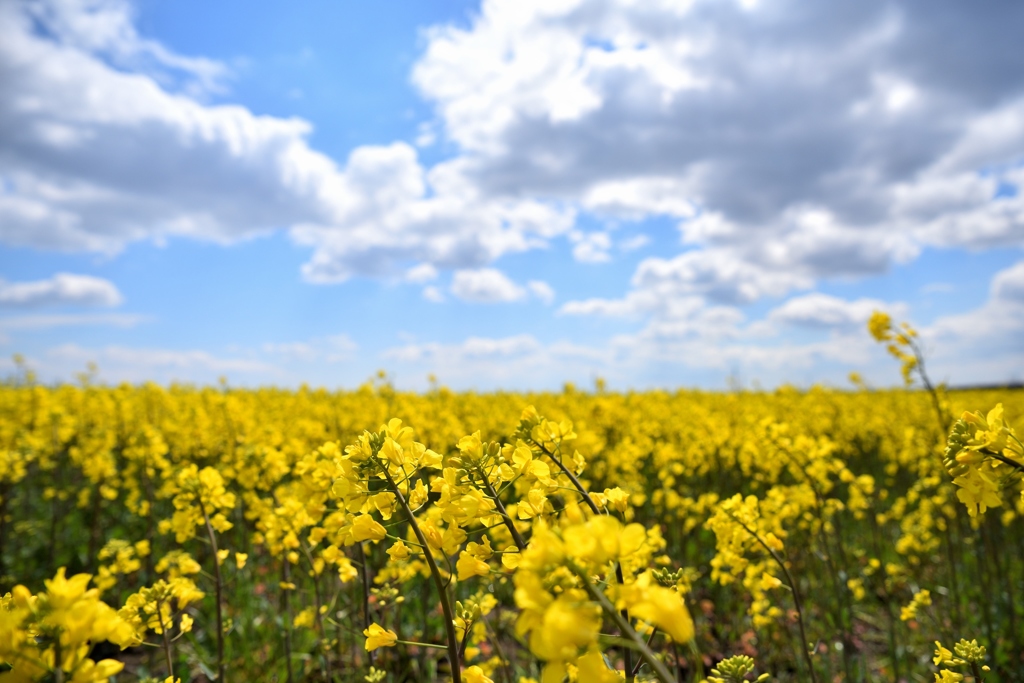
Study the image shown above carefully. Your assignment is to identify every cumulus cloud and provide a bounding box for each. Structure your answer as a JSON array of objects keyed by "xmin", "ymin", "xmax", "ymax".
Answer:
[
  {"xmin": 0, "ymin": 273, "xmax": 122, "ymax": 307},
  {"xmin": 769, "ymin": 293, "xmax": 901, "ymax": 329},
  {"xmin": 412, "ymin": 0, "xmax": 1024, "ymax": 288},
  {"xmin": 405, "ymin": 263, "xmax": 439, "ymax": 284},
  {"xmin": 7, "ymin": 0, "xmax": 1024, "ymax": 301},
  {"xmin": 990, "ymin": 259, "xmax": 1024, "ymax": 302},
  {"xmin": 920, "ymin": 261, "xmax": 1024, "ymax": 383},
  {"xmin": 561, "ymin": 248, "xmax": 811, "ymax": 323},
  {"xmin": 450, "ymin": 268, "xmax": 526, "ymax": 302},
  {"xmin": 291, "ymin": 148, "xmax": 575, "ymax": 282},
  {"xmin": 569, "ymin": 231, "xmax": 613, "ymax": 263},
  {"xmin": 0, "ymin": 0, "xmax": 572, "ymax": 281}
]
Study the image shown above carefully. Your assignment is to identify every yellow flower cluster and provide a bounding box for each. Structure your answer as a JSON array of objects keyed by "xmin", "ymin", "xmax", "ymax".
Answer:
[
  {"xmin": 868, "ymin": 311, "xmax": 921, "ymax": 386},
  {"xmin": 0, "ymin": 366, "xmax": 1020, "ymax": 682},
  {"xmin": 0, "ymin": 569, "xmax": 137, "ymax": 682},
  {"xmin": 944, "ymin": 404, "xmax": 1024, "ymax": 516}
]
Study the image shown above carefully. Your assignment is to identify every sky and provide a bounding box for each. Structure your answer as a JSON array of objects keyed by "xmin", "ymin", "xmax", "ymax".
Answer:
[{"xmin": 1, "ymin": 0, "xmax": 1022, "ymax": 391}]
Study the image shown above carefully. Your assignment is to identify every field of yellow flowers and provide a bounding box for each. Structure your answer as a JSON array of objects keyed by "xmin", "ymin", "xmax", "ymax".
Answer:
[{"xmin": 1, "ymin": 320, "xmax": 1022, "ymax": 683}]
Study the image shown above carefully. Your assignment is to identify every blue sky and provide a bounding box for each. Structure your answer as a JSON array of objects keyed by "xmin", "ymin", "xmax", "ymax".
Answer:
[{"xmin": 1, "ymin": 0, "xmax": 1022, "ymax": 390}]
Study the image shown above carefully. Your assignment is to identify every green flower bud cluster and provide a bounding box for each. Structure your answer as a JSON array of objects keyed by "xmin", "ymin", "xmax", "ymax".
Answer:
[{"xmin": 707, "ymin": 655, "xmax": 771, "ymax": 683}]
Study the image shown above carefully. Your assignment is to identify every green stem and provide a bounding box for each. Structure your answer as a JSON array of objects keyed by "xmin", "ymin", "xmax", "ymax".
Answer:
[
  {"xmin": 984, "ymin": 450, "xmax": 1024, "ymax": 475},
  {"xmin": 198, "ymin": 500, "xmax": 225, "ymax": 682},
  {"xmin": 631, "ymin": 626, "xmax": 659, "ymax": 676},
  {"xmin": 476, "ymin": 464, "xmax": 527, "ymax": 551},
  {"xmin": 156, "ymin": 595, "xmax": 175, "ymax": 678},
  {"xmin": 282, "ymin": 559, "xmax": 294, "ymax": 683},
  {"xmin": 908, "ymin": 337, "xmax": 947, "ymax": 436},
  {"xmin": 727, "ymin": 513, "xmax": 819, "ymax": 683},
  {"xmin": 536, "ymin": 440, "xmax": 634, "ymax": 677},
  {"xmin": 357, "ymin": 541, "xmax": 375, "ymax": 666},
  {"xmin": 570, "ymin": 563, "xmax": 675, "ymax": 683},
  {"xmin": 397, "ymin": 639, "xmax": 448, "ymax": 649},
  {"xmin": 299, "ymin": 541, "xmax": 333, "ymax": 683},
  {"xmin": 53, "ymin": 633, "xmax": 64, "ymax": 683},
  {"xmin": 379, "ymin": 463, "xmax": 462, "ymax": 683}
]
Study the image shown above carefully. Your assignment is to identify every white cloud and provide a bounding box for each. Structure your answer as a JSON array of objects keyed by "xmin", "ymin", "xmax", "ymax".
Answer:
[
  {"xmin": 289, "ymin": 148, "xmax": 576, "ymax": 282},
  {"xmin": 990, "ymin": 259, "xmax": 1024, "ymax": 303},
  {"xmin": 406, "ymin": 263, "xmax": 439, "ymax": 284},
  {"xmin": 582, "ymin": 177, "xmax": 697, "ymax": 221},
  {"xmin": 619, "ymin": 234, "xmax": 650, "ymax": 252},
  {"xmin": 0, "ymin": 0, "xmax": 574, "ymax": 281},
  {"xmin": 920, "ymin": 262, "xmax": 1024, "ymax": 384},
  {"xmin": 450, "ymin": 268, "xmax": 526, "ymax": 303},
  {"xmin": 569, "ymin": 231, "xmax": 612, "ymax": 263},
  {"xmin": 410, "ymin": 0, "xmax": 1024, "ymax": 293},
  {"xmin": 6, "ymin": 0, "xmax": 1024, "ymax": 303},
  {"xmin": 0, "ymin": 312, "xmax": 144, "ymax": 331},
  {"xmin": 25, "ymin": 0, "xmax": 228, "ymax": 94},
  {"xmin": 0, "ymin": 273, "xmax": 122, "ymax": 307},
  {"xmin": 0, "ymin": 310, "xmax": 144, "ymax": 346},
  {"xmin": 559, "ymin": 292, "xmax": 652, "ymax": 318},
  {"xmin": 527, "ymin": 280, "xmax": 555, "ymax": 305},
  {"xmin": 422, "ymin": 285, "xmax": 446, "ymax": 303},
  {"xmin": 380, "ymin": 334, "xmax": 619, "ymax": 389},
  {"xmin": 261, "ymin": 333, "xmax": 357, "ymax": 363},
  {"xmin": 46, "ymin": 343, "xmax": 279, "ymax": 380},
  {"xmin": 769, "ymin": 293, "xmax": 902, "ymax": 329},
  {"xmin": 384, "ymin": 334, "xmax": 541, "ymax": 363}
]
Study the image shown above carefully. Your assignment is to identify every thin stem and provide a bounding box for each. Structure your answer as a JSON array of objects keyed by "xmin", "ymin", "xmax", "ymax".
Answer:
[
  {"xmin": 535, "ymin": 440, "xmax": 634, "ymax": 676},
  {"xmin": 397, "ymin": 639, "xmax": 449, "ymax": 649},
  {"xmin": 631, "ymin": 626, "xmax": 659, "ymax": 676},
  {"xmin": 907, "ymin": 336, "xmax": 947, "ymax": 436},
  {"xmin": 299, "ymin": 541, "xmax": 333, "ymax": 683},
  {"xmin": 475, "ymin": 464, "xmax": 527, "ymax": 551},
  {"xmin": 481, "ymin": 612, "xmax": 513, "ymax": 683},
  {"xmin": 570, "ymin": 562, "xmax": 675, "ymax": 683},
  {"xmin": 156, "ymin": 596, "xmax": 175, "ymax": 678},
  {"xmin": 282, "ymin": 559, "xmax": 294, "ymax": 683},
  {"xmin": 534, "ymin": 442, "xmax": 599, "ymax": 514},
  {"xmin": 357, "ymin": 542, "xmax": 375, "ymax": 666},
  {"xmin": 53, "ymin": 633, "xmax": 63, "ymax": 683},
  {"xmin": 197, "ymin": 500, "xmax": 225, "ymax": 682},
  {"xmin": 379, "ymin": 462, "xmax": 462, "ymax": 683},
  {"xmin": 984, "ymin": 450, "xmax": 1024, "ymax": 475},
  {"xmin": 686, "ymin": 639, "xmax": 704, "ymax": 682},
  {"xmin": 727, "ymin": 513, "xmax": 819, "ymax": 683},
  {"xmin": 458, "ymin": 619, "xmax": 473, "ymax": 661}
]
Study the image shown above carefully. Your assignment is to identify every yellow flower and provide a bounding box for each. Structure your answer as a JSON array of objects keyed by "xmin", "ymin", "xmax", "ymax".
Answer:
[
  {"xmin": 933, "ymin": 641, "xmax": 954, "ymax": 666},
  {"xmin": 293, "ymin": 607, "xmax": 316, "ymax": 629},
  {"xmin": 387, "ymin": 539, "xmax": 412, "ymax": 561},
  {"xmin": 363, "ymin": 622, "xmax": 398, "ymax": 651},
  {"xmin": 574, "ymin": 650, "xmax": 621, "ymax": 683},
  {"xmin": 457, "ymin": 551, "xmax": 491, "ymax": 581},
  {"xmin": 617, "ymin": 572, "xmax": 695, "ymax": 644},
  {"xmin": 350, "ymin": 515, "xmax": 387, "ymax": 543},
  {"xmin": 464, "ymin": 665, "xmax": 495, "ymax": 683},
  {"xmin": 868, "ymin": 311, "xmax": 892, "ymax": 342}
]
